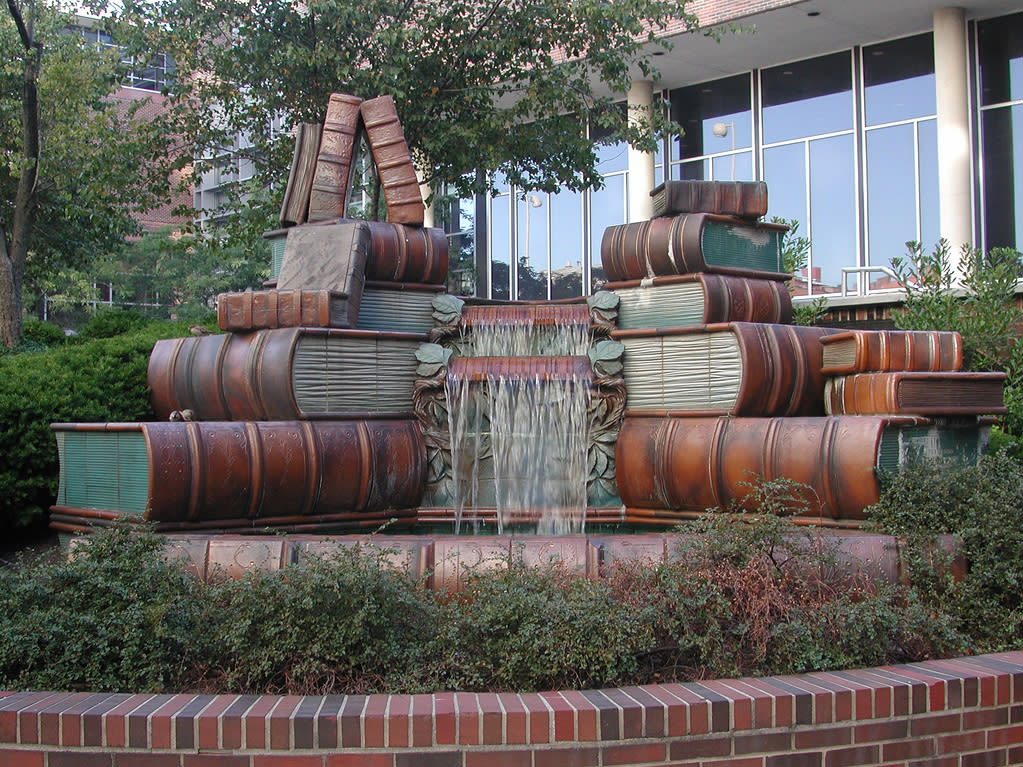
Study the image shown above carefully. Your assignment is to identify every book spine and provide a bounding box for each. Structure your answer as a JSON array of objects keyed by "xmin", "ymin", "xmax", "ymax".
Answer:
[
  {"xmin": 700, "ymin": 274, "xmax": 793, "ymax": 324},
  {"xmin": 729, "ymin": 324, "xmax": 837, "ymax": 417},
  {"xmin": 217, "ymin": 290, "xmax": 358, "ymax": 332},
  {"xmin": 143, "ymin": 420, "xmax": 426, "ymax": 523},
  {"xmin": 615, "ymin": 415, "xmax": 891, "ymax": 521},
  {"xmin": 824, "ymin": 375, "xmax": 900, "ymax": 415},
  {"xmin": 651, "ymin": 181, "xmax": 769, "ymax": 219},
  {"xmin": 364, "ymin": 221, "xmax": 449, "ymax": 285},
  {"xmin": 280, "ymin": 123, "xmax": 322, "ymax": 226},
  {"xmin": 824, "ymin": 372, "xmax": 1007, "ymax": 415},
  {"xmin": 359, "ymin": 95, "xmax": 425, "ymax": 225},
  {"xmin": 822, "ymin": 331, "xmax": 964, "ymax": 374},
  {"xmin": 308, "ymin": 94, "xmax": 362, "ymax": 222},
  {"xmin": 149, "ymin": 329, "xmax": 302, "ymax": 421}
]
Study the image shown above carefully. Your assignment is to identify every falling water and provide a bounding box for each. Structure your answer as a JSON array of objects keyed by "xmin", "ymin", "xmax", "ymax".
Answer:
[
  {"xmin": 446, "ymin": 363, "xmax": 591, "ymax": 535},
  {"xmin": 468, "ymin": 319, "xmax": 590, "ymax": 357}
]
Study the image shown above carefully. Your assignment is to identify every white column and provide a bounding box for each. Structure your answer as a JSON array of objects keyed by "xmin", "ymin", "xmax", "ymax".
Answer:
[
  {"xmin": 933, "ymin": 7, "xmax": 974, "ymax": 261},
  {"xmin": 415, "ymin": 165, "xmax": 435, "ymax": 228},
  {"xmin": 627, "ymin": 80, "xmax": 656, "ymax": 223}
]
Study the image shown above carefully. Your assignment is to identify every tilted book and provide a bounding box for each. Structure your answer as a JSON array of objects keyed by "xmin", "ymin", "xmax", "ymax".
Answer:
[
  {"xmin": 820, "ymin": 330, "xmax": 963, "ymax": 375},
  {"xmin": 51, "ymin": 420, "xmax": 425, "ymax": 527},
  {"xmin": 148, "ymin": 327, "xmax": 425, "ymax": 421},
  {"xmin": 824, "ymin": 372, "xmax": 1007, "ymax": 416},
  {"xmin": 601, "ymin": 213, "xmax": 789, "ymax": 282},
  {"xmin": 277, "ymin": 219, "xmax": 370, "ymax": 299},
  {"xmin": 607, "ymin": 273, "xmax": 793, "ymax": 329},
  {"xmin": 649, "ymin": 180, "xmax": 768, "ymax": 220},
  {"xmin": 612, "ymin": 322, "xmax": 841, "ymax": 417},
  {"xmin": 359, "ymin": 95, "xmax": 425, "ymax": 225},
  {"xmin": 217, "ymin": 289, "xmax": 360, "ymax": 332},
  {"xmin": 616, "ymin": 414, "xmax": 990, "ymax": 524},
  {"xmin": 307, "ymin": 93, "xmax": 363, "ymax": 222},
  {"xmin": 279, "ymin": 122, "xmax": 322, "ymax": 226}
]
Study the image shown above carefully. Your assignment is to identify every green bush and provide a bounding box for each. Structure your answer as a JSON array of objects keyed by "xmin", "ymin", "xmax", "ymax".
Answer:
[
  {"xmin": 74, "ymin": 308, "xmax": 151, "ymax": 341},
  {"xmin": 867, "ymin": 452, "xmax": 1023, "ymax": 652},
  {"xmin": 0, "ymin": 318, "xmax": 194, "ymax": 531},
  {"xmin": 0, "ymin": 526, "xmax": 204, "ymax": 692},
  {"xmin": 21, "ymin": 320, "xmax": 66, "ymax": 347}
]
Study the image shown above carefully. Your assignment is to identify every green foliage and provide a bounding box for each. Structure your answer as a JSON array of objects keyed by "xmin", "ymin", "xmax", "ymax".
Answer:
[
  {"xmin": 867, "ymin": 453, "xmax": 1023, "ymax": 652},
  {"xmin": 20, "ymin": 319, "xmax": 65, "ymax": 347},
  {"xmin": 75, "ymin": 308, "xmax": 151, "ymax": 341},
  {"xmin": 0, "ymin": 526, "xmax": 204, "ymax": 692},
  {"xmin": 0, "ymin": 318, "xmax": 193, "ymax": 530}
]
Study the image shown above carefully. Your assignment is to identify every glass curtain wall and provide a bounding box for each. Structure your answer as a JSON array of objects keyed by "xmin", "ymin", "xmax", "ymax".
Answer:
[
  {"xmin": 669, "ymin": 73, "xmax": 755, "ymax": 183},
  {"xmin": 978, "ymin": 13, "xmax": 1023, "ymax": 252}
]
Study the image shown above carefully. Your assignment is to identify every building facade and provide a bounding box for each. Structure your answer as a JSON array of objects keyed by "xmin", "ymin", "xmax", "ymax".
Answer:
[{"xmin": 451, "ymin": 1, "xmax": 1023, "ymax": 302}]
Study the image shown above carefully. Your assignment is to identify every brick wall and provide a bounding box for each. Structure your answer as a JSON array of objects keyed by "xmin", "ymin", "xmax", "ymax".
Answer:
[{"xmin": 1, "ymin": 652, "xmax": 1021, "ymax": 766}]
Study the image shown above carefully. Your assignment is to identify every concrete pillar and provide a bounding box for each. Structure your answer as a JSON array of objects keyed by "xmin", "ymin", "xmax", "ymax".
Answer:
[
  {"xmin": 933, "ymin": 7, "xmax": 974, "ymax": 261},
  {"xmin": 627, "ymin": 80, "xmax": 656, "ymax": 223}
]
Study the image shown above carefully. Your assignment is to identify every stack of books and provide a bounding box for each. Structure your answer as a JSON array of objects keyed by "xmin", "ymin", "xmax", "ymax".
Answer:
[
  {"xmin": 49, "ymin": 93, "xmax": 435, "ymax": 536},
  {"xmin": 608, "ymin": 181, "xmax": 1000, "ymax": 527}
]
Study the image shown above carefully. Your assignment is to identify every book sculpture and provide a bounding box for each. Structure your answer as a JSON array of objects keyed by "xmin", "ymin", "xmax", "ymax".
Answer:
[{"xmin": 50, "ymin": 100, "xmax": 1004, "ymax": 537}]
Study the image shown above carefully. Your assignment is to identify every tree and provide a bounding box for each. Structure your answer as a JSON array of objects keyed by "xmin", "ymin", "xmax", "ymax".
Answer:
[
  {"xmin": 1, "ymin": 1, "xmax": 178, "ymax": 347},
  {"xmin": 113, "ymin": 0, "xmax": 697, "ymax": 231}
]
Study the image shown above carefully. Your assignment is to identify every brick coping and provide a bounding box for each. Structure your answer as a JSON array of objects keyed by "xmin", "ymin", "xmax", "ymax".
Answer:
[{"xmin": 0, "ymin": 652, "xmax": 1021, "ymax": 758}]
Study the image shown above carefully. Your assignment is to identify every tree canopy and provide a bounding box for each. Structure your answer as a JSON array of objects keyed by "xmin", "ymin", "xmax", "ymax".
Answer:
[{"xmin": 113, "ymin": 0, "xmax": 696, "ymax": 205}]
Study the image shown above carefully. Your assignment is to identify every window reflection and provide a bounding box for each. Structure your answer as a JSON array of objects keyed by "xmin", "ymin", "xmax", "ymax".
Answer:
[
  {"xmin": 809, "ymin": 134, "xmax": 856, "ymax": 292},
  {"xmin": 979, "ymin": 12, "xmax": 1023, "ymax": 106},
  {"xmin": 863, "ymin": 33, "xmax": 936, "ymax": 126},
  {"xmin": 590, "ymin": 174, "xmax": 627, "ymax": 289},
  {"xmin": 550, "ymin": 189, "xmax": 584, "ymax": 299},
  {"xmin": 982, "ymin": 105, "xmax": 1023, "ymax": 250},
  {"xmin": 489, "ymin": 191, "xmax": 511, "ymax": 300},
  {"xmin": 762, "ymin": 52, "xmax": 853, "ymax": 143},
  {"xmin": 867, "ymin": 124, "xmax": 917, "ymax": 267},
  {"xmin": 517, "ymin": 193, "xmax": 550, "ymax": 300},
  {"xmin": 670, "ymin": 74, "xmax": 753, "ymax": 161}
]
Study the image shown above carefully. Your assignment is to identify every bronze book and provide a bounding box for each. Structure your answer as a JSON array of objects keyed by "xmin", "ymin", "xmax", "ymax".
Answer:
[
  {"xmin": 307, "ymin": 93, "xmax": 363, "ymax": 222},
  {"xmin": 601, "ymin": 213, "xmax": 789, "ymax": 282},
  {"xmin": 277, "ymin": 220, "xmax": 370, "ymax": 305},
  {"xmin": 649, "ymin": 180, "xmax": 768, "ymax": 219},
  {"xmin": 359, "ymin": 95, "xmax": 425, "ymax": 225},
  {"xmin": 824, "ymin": 372, "xmax": 1007, "ymax": 416},
  {"xmin": 217, "ymin": 289, "xmax": 359, "ymax": 331},
  {"xmin": 606, "ymin": 273, "xmax": 793, "ymax": 329},
  {"xmin": 612, "ymin": 322, "xmax": 842, "ymax": 417},
  {"xmin": 51, "ymin": 420, "xmax": 425, "ymax": 526},
  {"xmin": 616, "ymin": 415, "xmax": 990, "ymax": 523},
  {"xmin": 820, "ymin": 330, "xmax": 963, "ymax": 374},
  {"xmin": 148, "ymin": 327, "xmax": 426, "ymax": 421},
  {"xmin": 279, "ymin": 122, "xmax": 322, "ymax": 226}
]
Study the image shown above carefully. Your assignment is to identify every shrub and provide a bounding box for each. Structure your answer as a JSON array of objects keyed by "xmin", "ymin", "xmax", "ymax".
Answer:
[
  {"xmin": 74, "ymin": 308, "xmax": 151, "ymax": 341},
  {"xmin": 0, "ymin": 318, "xmax": 194, "ymax": 531},
  {"xmin": 0, "ymin": 526, "xmax": 204, "ymax": 692},
  {"xmin": 867, "ymin": 452, "xmax": 1023, "ymax": 651},
  {"xmin": 21, "ymin": 320, "xmax": 66, "ymax": 347}
]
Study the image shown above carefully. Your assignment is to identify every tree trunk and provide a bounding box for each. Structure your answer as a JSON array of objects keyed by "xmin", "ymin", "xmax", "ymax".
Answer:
[
  {"xmin": 0, "ymin": 237, "xmax": 23, "ymax": 348},
  {"xmin": 370, "ymin": 174, "xmax": 382, "ymax": 222}
]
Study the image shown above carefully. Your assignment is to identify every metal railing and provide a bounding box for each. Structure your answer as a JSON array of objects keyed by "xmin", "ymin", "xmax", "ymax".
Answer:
[{"xmin": 839, "ymin": 266, "xmax": 902, "ymax": 297}]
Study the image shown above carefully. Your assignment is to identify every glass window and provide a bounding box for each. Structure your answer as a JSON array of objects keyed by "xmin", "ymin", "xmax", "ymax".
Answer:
[
  {"xmin": 866, "ymin": 124, "xmax": 917, "ymax": 264},
  {"xmin": 517, "ymin": 194, "xmax": 550, "ymax": 300},
  {"xmin": 590, "ymin": 174, "xmax": 626, "ymax": 289},
  {"xmin": 863, "ymin": 33, "xmax": 936, "ymax": 125},
  {"xmin": 549, "ymin": 188, "xmax": 583, "ymax": 299},
  {"xmin": 809, "ymin": 133, "xmax": 856, "ymax": 292},
  {"xmin": 669, "ymin": 74, "xmax": 753, "ymax": 162},
  {"xmin": 979, "ymin": 12, "xmax": 1023, "ymax": 106},
  {"xmin": 762, "ymin": 51, "xmax": 853, "ymax": 144},
  {"xmin": 918, "ymin": 119, "xmax": 940, "ymax": 249},
  {"xmin": 489, "ymin": 191, "xmax": 511, "ymax": 300},
  {"xmin": 982, "ymin": 104, "xmax": 1023, "ymax": 250}
]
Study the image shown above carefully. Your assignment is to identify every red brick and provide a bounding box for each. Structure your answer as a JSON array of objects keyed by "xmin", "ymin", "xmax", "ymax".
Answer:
[
  {"xmin": 538, "ymin": 692, "xmax": 574, "ymax": 742},
  {"xmin": 964, "ymin": 707, "xmax": 1009, "ymax": 729},
  {"xmin": 435, "ymin": 692, "xmax": 456, "ymax": 746},
  {"xmin": 661, "ymin": 684, "xmax": 711, "ymax": 735},
  {"xmin": 243, "ymin": 696, "xmax": 278, "ymax": 750},
  {"xmin": 478, "ymin": 692, "xmax": 504, "ymax": 745},
  {"xmin": 909, "ymin": 757, "xmax": 957, "ymax": 767},
  {"xmin": 937, "ymin": 729, "xmax": 986, "ymax": 754},
  {"xmin": 455, "ymin": 692, "xmax": 480, "ymax": 746},
  {"xmin": 619, "ymin": 686, "xmax": 666, "ymax": 738},
  {"xmin": 824, "ymin": 745, "xmax": 879, "ymax": 767},
  {"xmin": 960, "ymin": 750, "xmax": 1008, "ymax": 767},
  {"xmin": 670, "ymin": 735, "xmax": 731, "ymax": 759},
  {"xmin": 386, "ymin": 695, "xmax": 412, "ymax": 748},
  {"xmin": 1009, "ymin": 745, "xmax": 1023, "ymax": 764},
  {"xmin": 602, "ymin": 741, "xmax": 667, "ymax": 765},
  {"xmin": 701, "ymin": 759, "xmax": 763, "ymax": 767},
  {"xmin": 740, "ymin": 679, "xmax": 792, "ymax": 728},
  {"xmin": 734, "ymin": 731, "xmax": 791, "ymax": 754},
  {"xmin": 795, "ymin": 725, "xmax": 852, "ymax": 748},
  {"xmin": 883, "ymin": 738, "xmax": 935, "ymax": 760},
  {"xmin": 638, "ymin": 684, "xmax": 687, "ymax": 737},
  {"xmin": 988, "ymin": 724, "xmax": 1023, "ymax": 747},
  {"xmin": 48, "ymin": 754, "xmax": 112, "ymax": 767},
  {"xmin": 364, "ymin": 695, "xmax": 389, "ymax": 748},
  {"xmin": 150, "ymin": 694, "xmax": 198, "ymax": 750},
  {"xmin": 104, "ymin": 695, "xmax": 153, "ymax": 748},
  {"xmin": 465, "ymin": 752, "xmax": 531, "ymax": 767},
  {"xmin": 910, "ymin": 712, "xmax": 962, "ymax": 736},
  {"xmin": 766, "ymin": 753, "xmax": 820, "ymax": 767},
  {"xmin": 269, "ymin": 695, "xmax": 303, "ymax": 750},
  {"xmin": 18, "ymin": 692, "xmax": 69, "ymax": 744},
  {"xmin": 519, "ymin": 692, "xmax": 551, "ymax": 744},
  {"xmin": 725, "ymin": 681, "xmax": 774, "ymax": 729},
  {"xmin": 196, "ymin": 695, "xmax": 238, "ymax": 751},
  {"xmin": 221, "ymin": 696, "xmax": 258, "ymax": 750},
  {"xmin": 502, "ymin": 694, "xmax": 528, "ymax": 745},
  {"xmin": 853, "ymin": 720, "xmax": 907, "ymax": 743},
  {"xmin": 326, "ymin": 755, "xmax": 392, "ymax": 767},
  {"xmin": 181, "ymin": 756, "xmax": 249, "ymax": 767},
  {"xmin": 38, "ymin": 692, "xmax": 92, "ymax": 745},
  {"xmin": 560, "ymin": 690, "xmax": 598, "ymax": 741},
  {"xmin": 113, "ymin": 755, "xmax": 180, "ymax": 767},
  {"xmin": 394, "ymin": 753, "xmax": 460, "ymax": 767},
  {"xmin": 0, "ymin": 749, "xmax": 44, "ymax": 767},
  {"xmin": 62, "ymin": 694, "xmax": 119, "ymax": 748},
  {"xmin": 253, "ymin": 756, "xmax": 323, "ymax": 767},
  {"xmin": 410, "ymin": 694, "xmax": 433, "ymax": 748},
  {"xmin": 533, "ymin": 747, "xmax": 599, "ymax": 767}
]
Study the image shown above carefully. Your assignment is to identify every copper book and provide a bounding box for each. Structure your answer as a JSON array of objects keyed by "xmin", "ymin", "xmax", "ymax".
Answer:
[
  {"xmin": 217, "ymin": 289, "xmax": 359, "ymax": 331},
  {"xmin": 606, "ymin": 273, "xmax": 793, "ymax": 329},
  {"xmin": 359, "ymin": 95, "xmax": 424, "ymax": 225},
  {"xmin": 277, "ymin": 219, "xmax": 370, "ymax": 299},
  {"xmin": 279, "ymin": 122, "xmax": 322, "ymax": 226},
  {"xmin": 824, "ymin": 372, "xmax": 1007, "ymax": 416},
  {"xmin": 820, "ymin": 329, "xmax": 963, "ymax": 374},
  {"xmin": 612, "ymin": 322, "xmax": 842, "ymax": 417},
  {"xmin": 601, "ymin": 213, "xmax": 789, "ymax": 282},
  {"xmin": 307, "ymin": 93, "xmax": 362, "ymax": 222},
  {"xmin": 616, "ymin": 415, "xmax": 990, "ymax": 523},
  {"xmin": 51, "ymin": 420, "xmax": 425, "ymax": 526},
  {"xmin": 148, "ymin": 327, "xmax": 426, "ymax": 420},
  {"xmin": 649, "ymin": 180, "xmax": 768, "ymax": 219}
]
